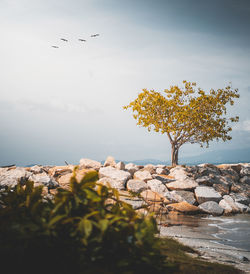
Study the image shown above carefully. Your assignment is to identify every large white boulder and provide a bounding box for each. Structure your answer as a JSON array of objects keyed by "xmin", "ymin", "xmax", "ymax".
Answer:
[
  {"xmin": 147, "ymin": 179, "xmax": 168, "ymax": 195},
  {"xmin": 99, "ymin": 167, "xmax": 131, "ymax": 189},
  {"xmin": 194, "ymin": 186, "xmax": 222, "ymax": 204},
  {"xmin": 79, "ymin": 158, "xmax": 102, "ymax": 170},
  {"xmin": 166, "ymin": 179, "xmax": 198, "ymax": 191},
  {"xmin": 134, "ymin": 170, "xmax": 152, "ymax": 182},
  {"xmin": 169, "ymin": 166, "xmax": 189, "ymax": 180}
]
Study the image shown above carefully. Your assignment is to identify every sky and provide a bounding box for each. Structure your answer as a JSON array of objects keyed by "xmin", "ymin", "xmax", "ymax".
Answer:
[{"xmin": 0, "ymin": 0, "xmax": 250, "ymax": 166}]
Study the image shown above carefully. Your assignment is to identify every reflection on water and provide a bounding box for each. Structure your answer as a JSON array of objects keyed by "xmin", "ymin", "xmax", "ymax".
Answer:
[
  {"xmin": 159, "ymin": 213, "xmax": 250, "ymax": 251},
  {"xmin": 158, "ymin": 213, "xmax": 208, "ymax": 227}
]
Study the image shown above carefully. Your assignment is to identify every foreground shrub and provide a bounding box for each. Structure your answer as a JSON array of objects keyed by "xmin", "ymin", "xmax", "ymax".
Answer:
[{"xmin": 0, "ymin": 170, "xmax": 169, "ymax": 274}]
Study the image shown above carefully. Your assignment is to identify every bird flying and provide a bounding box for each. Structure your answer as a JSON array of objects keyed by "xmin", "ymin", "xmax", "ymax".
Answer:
[
  {"xmin": 90, "ymin": 34, "xmax": 99, "ymax": 37},
  {"xmin": 52, "ymin": 46, "xmax": 59, "ymax": 48},
  {"xmin": 60, "ymin": 38, "xmax": 68, "ymax": 42},
  {"xmin": 78, "ymin": 39, "xmax": 86, "ymax": 42}
]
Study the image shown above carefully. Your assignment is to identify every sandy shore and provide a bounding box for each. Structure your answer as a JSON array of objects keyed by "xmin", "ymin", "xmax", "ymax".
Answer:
[{"xmin": 159, "ymin": 215, "xmax": 250, "ymax": 273}]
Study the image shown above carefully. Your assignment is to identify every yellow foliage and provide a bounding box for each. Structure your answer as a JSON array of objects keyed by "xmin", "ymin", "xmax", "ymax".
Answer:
[{"xmin": 123, "ymin": 81, "xmax": 239, "ymax": 165}]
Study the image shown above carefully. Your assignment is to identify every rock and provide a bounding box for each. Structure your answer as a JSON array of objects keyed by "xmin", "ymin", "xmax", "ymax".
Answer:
[
  {"xmin": 152, "ymin": 174, "xmax": 175, "ymax": 184},
  {"xmin": 219, "ymin": 199, "xmax": 234, "ymax": 214},
  {"xmin": 166, "ymin": 201, "xmax": 200, "ymax": 214},
  {"xmin": 198, "ymin": 201, "xmax": 224, "ymax": 216},
  {"xmin": 219, "ymin": 168, "xmax": 239, "ymax": 181},
  {"xmin": 240, "ymin": 166, "xmax": 250, "ymax": 177},
  {"xmin": 57, "ymin": 173, "xmax": 73, "ymax": 190},
  {"xmin": 212, "ymin": 181, "xmax": 230, "ymax": 196},
  {"xmin": 104, "ymin": 156, "xmax": 116, "ymax": 167},
  {"xmin": 172, "ymin": 190, "xmax": 196, "ymax": 205},
  {"xmin": 147, "ymin": 179, "xmax": 168, "ymax": 195},
  {"xmin": 156, "ymin": 164, "xmax": 167, "ymax": 169},
  {"xmin": 166, "ymin": 179, "xmax": 198, "ymax": 191},
  {"xmin": 0, "ymin": 168, "xmax": 31, "ymax": 189},
  {"xmin": 119, "ymin": 196, "xmax": 146, "ymax": 209},
  {"xmin": 75, "ymin": 169, "xmax": 91, "ymax": 182},
  {"xmin": 116, "ymin": 161, "xmax": 125, "ymax": 170},
  {"xmin": 79, "ymin": 158, "xmax": 102, "ymax": 171},
  {"xmin": 48, "ymin": 165, "xmax": 75, "ymax": 177},
  {"xmin": 125, "ymin": 163, "xmax": 139, "ymax": 175},
  {"xmin": 29, "ymin": 173, "xmax": 59, "ymax": 188},
  {"xmin": 99, "ymin": 167, "xmax": 131, "ymax": 189},
  {"xmin": 134, "ymin": 170, "xmax": 152, "ymax": 182},
  {"xmin": 169, "ymin": 166, "xmax": 189, "ymax": 180},
  {"xmin": 140, "ymin": 189, "xmax": 168, "ymax": 203},
  {"xmin": 142, "ymin": 164, "xmax": 156, "ymax": 174},
  {"xmin": 98, "ymin": 177, "xmax": 125, "ymax": 190},
  {"xmin": 239, "ymin": 176, "xmax": 250, "ymax": 185},
  {"xmin": 231, "ymin": 181, "xmax": 250, "ymax": 197},
  {"xmin": 164, "ymin": 192, "xmax": 181, "ymax": 203},
  {"xmin": 217, "ymin": 164, "xmax": 242, "ymax": 174},
  {"xmin": 235, "ymin": 202, "xmax": 250, "ymax": 213},
  {"xmin": 126, "ymin": 179, "xmax": 148, "ymax": 193},
  {"xmin": 195, "ymin": 164, "xmax": 221, "ymax": 178},
  {"xmin": 195, "ymin": 176, "xmax": 215, "ymax": 186},
  {"xmin": 164, "ymin": 190, "xmax": 196, "ymax": 205},
  {"xmin": 230, "ymin": 193, "xmax": 250, "ymax": 205},
  {"xmin": 221, "ymin": 195, "xmax": 240, "ymax": 213},
  {"xmin": 147, "ymin": 202, "xmax": 169, "ymax": 214},
  {"xmin": 29, "ymin": 165, "xmax": 44, "ymax": 174},
  {"xmin": 155, "ymin": 167, "xmax": 169, "ymax": 175},
  {"xmin": 194, "ymin": 186, "xmax": 222, "ymax": 204}
]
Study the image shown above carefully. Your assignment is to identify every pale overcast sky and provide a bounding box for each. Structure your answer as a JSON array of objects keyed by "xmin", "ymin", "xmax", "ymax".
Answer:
[{"xmin": 0, "ymin": 0, "xmax": 250, "ymax": 166}]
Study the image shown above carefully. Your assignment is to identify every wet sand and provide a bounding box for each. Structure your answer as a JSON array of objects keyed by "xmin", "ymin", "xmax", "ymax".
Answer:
[{"xmin": 159, "ymin": 214, "xmax": 250, "ymax": 273}]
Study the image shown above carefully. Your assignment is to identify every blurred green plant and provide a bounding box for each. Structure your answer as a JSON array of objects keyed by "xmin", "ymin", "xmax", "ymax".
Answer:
[{"xmin": 0, "ymin": 169, "xmax": 168, "ymax": 274}]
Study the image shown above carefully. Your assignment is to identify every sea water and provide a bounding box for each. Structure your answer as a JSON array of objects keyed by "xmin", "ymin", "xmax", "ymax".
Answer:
[{"xmin": 207, "ymin": 214, "xmax": 250, "ymax": 251}]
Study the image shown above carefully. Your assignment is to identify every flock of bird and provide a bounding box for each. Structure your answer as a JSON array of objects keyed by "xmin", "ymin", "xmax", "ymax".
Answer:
[{"xmin": 51, "ymin": 34, "xmax": 100, "ymax": 48}]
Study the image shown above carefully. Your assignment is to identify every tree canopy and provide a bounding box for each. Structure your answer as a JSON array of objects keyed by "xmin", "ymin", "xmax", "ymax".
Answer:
[{"xmin": 124, "ymin": 81, "xmax": 239, "ymax": 166}]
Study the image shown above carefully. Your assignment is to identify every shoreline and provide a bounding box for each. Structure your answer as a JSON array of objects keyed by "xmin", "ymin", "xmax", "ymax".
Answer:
[{"xmin": 159, "ymin": 214, "xmax": 250, "ymax": 273}]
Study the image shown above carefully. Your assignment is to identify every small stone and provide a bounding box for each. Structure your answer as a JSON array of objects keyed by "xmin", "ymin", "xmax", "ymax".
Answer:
[
  {"xmin": 125, "ymin": 163, "xmax": 139, "ymax": 175},
  {"xmin": 155, "ymin": 167, "xmax": 169, "ymax": 175},
  {"xmin": 240, "ymin": 166, "xmax": 250, "ymax": 177},
  {"xmin": 142, "ymin": 164, "xmax": 156, "ymax": 174},
  {"xmin": 116, "ymin": 161, "xmax": 125, "ymax": 170},
  {"xmin": 104, "ymin": 156, "xmax": 116, "ymax": 167},
  {"xmin": 240, "ymin": 176, "xmax": 250, "ymax": 185}
]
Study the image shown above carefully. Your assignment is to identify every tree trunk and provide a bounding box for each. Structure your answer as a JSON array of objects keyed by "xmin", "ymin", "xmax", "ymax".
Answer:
[{"xmin": 171, "ymin": 143, "xmax": 179, "ymax": 166}]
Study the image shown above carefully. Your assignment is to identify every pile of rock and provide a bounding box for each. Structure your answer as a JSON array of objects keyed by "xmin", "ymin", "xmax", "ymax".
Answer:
[{"xmin": 0, "ymin": 157, "xmax": 250, "ymax": 216}]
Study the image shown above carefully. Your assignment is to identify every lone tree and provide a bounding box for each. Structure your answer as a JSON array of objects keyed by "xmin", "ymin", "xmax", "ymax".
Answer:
[{"xmin": 124, "ymin": 81, "xmax": 239, "ymax": 166}]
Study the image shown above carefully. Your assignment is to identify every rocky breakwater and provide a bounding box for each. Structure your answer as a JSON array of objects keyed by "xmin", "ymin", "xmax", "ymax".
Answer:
[{"xmin": 0, "ymin": 158, "xmax": 250, "ymax": 216}]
